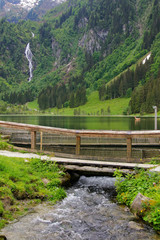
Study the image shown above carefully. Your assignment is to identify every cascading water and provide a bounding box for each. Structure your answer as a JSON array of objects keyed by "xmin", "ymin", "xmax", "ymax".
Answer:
[
  {"xmin": 25, "ymin": 43, "xmax": 33, "ymax": 82},
  {"xmin": 0, "ymin": 176, "xmax": 159, "ymax": 240}
]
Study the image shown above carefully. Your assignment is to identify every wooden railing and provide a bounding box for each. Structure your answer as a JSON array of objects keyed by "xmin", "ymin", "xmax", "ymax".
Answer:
[{"xmin": 0, "ymin": 120, "xmax": 160, "ymax": 160}]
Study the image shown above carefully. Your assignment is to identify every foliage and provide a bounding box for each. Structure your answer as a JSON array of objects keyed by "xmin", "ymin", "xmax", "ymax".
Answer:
[
  {"xmin": 142, "ymin": 0, "xmax": 160, "ymax": 50},
  {"xmin": 0, "ymin": 18, "xmax": 32, "ymax": 87},
  {"xmin": 99, "ymin": 55, "xmax": 153, "ymax": 100},
  {"xmin": 84, "ymin": 38, "xmax": 146, "ymax": 91},
  {"xmin": 0, "ymin": 0, "xmax": 160, "ymax": 114},
  {"xmin": 33, "ymin": 91, "xmax": 130, "ymax": 116},
  {"xmin": 149, "ymin": 157, "xmax": 160, "ymax": 165},
  {"xmin": 38, "ymin": 83, "xmax": 68, "ymax": 110},
  {"xmin": 0, "ymin": 137, "xmax": 14, "ymax": 151},
  {"xmin": 114, "ymin": 169, "xmax": 160, "ymax": 231},
  {"xmin": 0, "ymin": 141, "xmax": 11, "ymax": 150},
  {"xmin": 69, "ymin": 87, "xmax": 87, "ymax": 108},
  {"xmin": 130, "ymin": 67, "xmax": 160, "ymax": 114},
  {"xmin": 1, "ymin": 91, "xmax": 130, "ymax": 115},
  {"xmin": 0, "ymin": 154, "xmax": 66, "ymax": 229},
  {"xmin": 130, "ymin": 4, "xmax": 160, "ymax": 114},
  {"xmin": 27, "ymin": 99, "xmax": 39, "ymax": 110}
]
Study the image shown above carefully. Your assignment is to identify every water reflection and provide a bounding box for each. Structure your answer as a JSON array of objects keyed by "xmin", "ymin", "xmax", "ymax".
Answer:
[{"xmin": 0, "ymin": 115, "xmax": 158, "ymax": 130}]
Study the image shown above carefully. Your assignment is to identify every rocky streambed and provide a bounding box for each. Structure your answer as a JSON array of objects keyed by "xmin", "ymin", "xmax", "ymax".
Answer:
[{"xmin": 1, "ymin": 176, "xmax": 160, "ymax": 240}]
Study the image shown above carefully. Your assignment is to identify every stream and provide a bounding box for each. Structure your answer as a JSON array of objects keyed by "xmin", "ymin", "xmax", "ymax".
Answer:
[{"xmin": 1, "ymin": 176, "xmax": 160, "ymax": 240}]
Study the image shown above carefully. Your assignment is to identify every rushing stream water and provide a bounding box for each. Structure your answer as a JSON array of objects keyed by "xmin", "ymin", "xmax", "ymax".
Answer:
[{"xmin": 1, "ymin": 176, "xmax": 160, "ymax": 240}]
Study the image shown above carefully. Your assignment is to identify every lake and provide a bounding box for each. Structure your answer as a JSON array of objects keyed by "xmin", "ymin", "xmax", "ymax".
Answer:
[{"xmin": 0, "ymin": 115, "xmax": 158, "ymax": 131}]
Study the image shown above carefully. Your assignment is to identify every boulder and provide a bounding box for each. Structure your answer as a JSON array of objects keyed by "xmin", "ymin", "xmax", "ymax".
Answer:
[
  {"xmin": 60, "ymin": 172, "xmax": 71, "ymax": 187},
  {"xmin": 128, "ymin": 221, "xmax": 144, "ymax": 230},
  {"xmin": 131, "ymin": 192, "xmax": 150, "ymax": 215}
]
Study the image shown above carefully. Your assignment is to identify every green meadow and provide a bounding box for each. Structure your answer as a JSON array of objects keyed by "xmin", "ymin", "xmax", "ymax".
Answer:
[
  {"xmin": 27, "ymin": 91, "xmax": 130, "ymax": 116},
  {"xmin": 0, "ymin": 140, "xmax": 66, "ymax": 228}
]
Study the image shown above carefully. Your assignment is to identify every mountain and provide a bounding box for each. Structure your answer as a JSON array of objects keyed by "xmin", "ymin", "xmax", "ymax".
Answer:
[
  {"xmin": 0, "ymin": 0, "xmax": 160, "ymax": 113},
  {"xmin": 0, "ymin": 0, "xmax": 66, "ymax": 21}
]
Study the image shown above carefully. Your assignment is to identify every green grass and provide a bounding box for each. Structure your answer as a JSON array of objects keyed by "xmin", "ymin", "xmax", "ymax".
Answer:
[
  {"xmin": 50, "ymin": 91, "xmax": 130, "ymax": 115},
  {"xmin": 114, "ymin": 169, "xmax": 160, "ymax": 232},
  {"xmin": 79, "ymin": 92, "xmax": 130, "ymax": 115},
  {"xmin": 27, "ymin": 100, "xmax": 39, "ymax": 111},
  {"xmin": 27, "ymin": 91, "xmax": 130, "ymax": 116},
  {"xmin": 0, "ymin": 154, "xmax": 66, "ymax": 229}
]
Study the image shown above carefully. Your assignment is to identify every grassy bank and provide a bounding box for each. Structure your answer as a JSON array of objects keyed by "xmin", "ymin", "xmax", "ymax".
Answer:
[
  {"xmin": 114, "ymin": 169, "xmax": 160, "ymax": 232},
  {"xmin": 0, "ymin": 143, "xmax": 66, "ymax": 228},
  {"xmin": 27, "ymin": 91, "xmax": 130, "ymax": 116},
  {"xmin": 1, "ymin": 91, "xmax": 160, "ymax": 116}
]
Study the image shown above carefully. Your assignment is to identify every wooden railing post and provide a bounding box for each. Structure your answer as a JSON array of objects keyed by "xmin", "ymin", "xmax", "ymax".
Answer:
[
  {"xmin": 76, "ymin": 136, "xmax": 81, "ymax": 155},
  {"xmin": 31, "ymin": 131, "xmax": 36, "ymax": 150},
  {"xmin": 40, "ymin": 132, "xmax": 43, "ymax": 151},
  {"xmin": 127, "ymin": 137, "xmax": 132, "ymax": 161}
]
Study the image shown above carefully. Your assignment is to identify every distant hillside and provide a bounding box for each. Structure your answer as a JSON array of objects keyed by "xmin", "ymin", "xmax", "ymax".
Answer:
[{"xmin": 0, "ymin": 0, "xmax": 160, "ymax": 114}]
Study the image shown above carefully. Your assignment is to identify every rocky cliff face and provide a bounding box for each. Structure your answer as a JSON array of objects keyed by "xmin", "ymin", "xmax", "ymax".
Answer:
[{"xmin": 79, "ymin": 29, "xmax": 108, "ymax": 54}]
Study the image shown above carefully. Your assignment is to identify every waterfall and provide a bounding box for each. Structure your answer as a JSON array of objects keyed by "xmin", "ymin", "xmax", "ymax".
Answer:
[{"xmin": 25, "ymin": 43, "xmax": 33, "ymax": 82}]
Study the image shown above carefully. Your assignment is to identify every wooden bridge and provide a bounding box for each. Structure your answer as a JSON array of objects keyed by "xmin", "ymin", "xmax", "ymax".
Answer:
[{"xmin": 0, "ymin": 120, "xmax": 160, "ymax": 162}]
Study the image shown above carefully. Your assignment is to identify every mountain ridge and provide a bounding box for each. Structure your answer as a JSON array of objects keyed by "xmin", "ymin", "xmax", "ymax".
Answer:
[
  {"xmin": 0, "ymin": 0, "xmax": 66, "ymax": 20},
  {"xmin": 0, "ymin": 0, "xmax": 160, "ymax": 114}
]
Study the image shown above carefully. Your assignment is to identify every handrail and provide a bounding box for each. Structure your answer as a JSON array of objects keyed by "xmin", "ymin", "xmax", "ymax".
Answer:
[
  {"xmin": 0, "ymin": 120, "xmax": 160, "ymax": 137},
  {"xmin": 0, "ymin": 120, "xmax": 160, "ymax": 160}
]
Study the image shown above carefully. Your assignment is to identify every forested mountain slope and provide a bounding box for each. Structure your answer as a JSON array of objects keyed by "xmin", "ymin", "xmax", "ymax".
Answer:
[{"xmin": 0, "ymin": 0, "xmax": 160, "ymax": 113}]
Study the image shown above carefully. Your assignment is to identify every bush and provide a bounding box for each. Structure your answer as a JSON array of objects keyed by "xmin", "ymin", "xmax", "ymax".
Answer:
[
  {"xmin": 0, "ymin": 201, "xmax": 4, "ymax": 216},
  {"xmin": 114, "ymin": 169, "xmax": 160, "ymax": 231}
]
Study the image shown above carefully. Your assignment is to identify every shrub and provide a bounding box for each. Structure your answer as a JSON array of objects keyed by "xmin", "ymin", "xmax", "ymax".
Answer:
[
  {"xmin": 0, "ymin": 201, "xmax": 4, "ymax": 216},
  {"xmin": 114, "ymin": 169, "xmax": 160, "ymax": 231}
]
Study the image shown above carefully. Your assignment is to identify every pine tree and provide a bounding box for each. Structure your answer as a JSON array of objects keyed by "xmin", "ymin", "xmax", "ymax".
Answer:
[
  {"xmin": 99, "ymin": 83, "xmax": 106, "ymax": 100},
  {"xmin": 69, "ymin": 92, "xmax": 75, "ymax": 108}
]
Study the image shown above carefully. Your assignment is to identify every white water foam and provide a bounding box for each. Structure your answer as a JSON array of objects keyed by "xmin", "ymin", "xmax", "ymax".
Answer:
[
  {"xmin": 25, "ymin": 43, "xmax": 33, "ymax": 82},
  {"xmin": 33, "ymin": 216, "xmax": 52, "ymax": 224}
]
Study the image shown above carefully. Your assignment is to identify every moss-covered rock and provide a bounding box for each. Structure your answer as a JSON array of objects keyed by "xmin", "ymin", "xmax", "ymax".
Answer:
[
  {"xmin": 131, "ymin": 193, "xmax": 150, "ymax": 216},
  {"xmin": 0, "ymin": 201, "xmax": 4, "ymax": 216},
  {"xmin": 60, "ymin": 172, "xmax": 71, "ymax": 187}
]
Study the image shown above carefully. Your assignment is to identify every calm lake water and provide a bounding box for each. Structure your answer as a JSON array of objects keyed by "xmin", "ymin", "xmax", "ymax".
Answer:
[{"xmin": 0, "ymin": 115, "xmax": 159, "ymax": 130}]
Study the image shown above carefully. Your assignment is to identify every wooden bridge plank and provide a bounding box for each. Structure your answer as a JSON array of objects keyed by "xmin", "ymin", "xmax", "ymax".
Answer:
[
  {"xmin": 50, "ymin": 157, "xmax": 156, "ymax": 169},
  {"xmin": 64, "ymin": 165, "xmax": 133, "ymax": 175}
]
